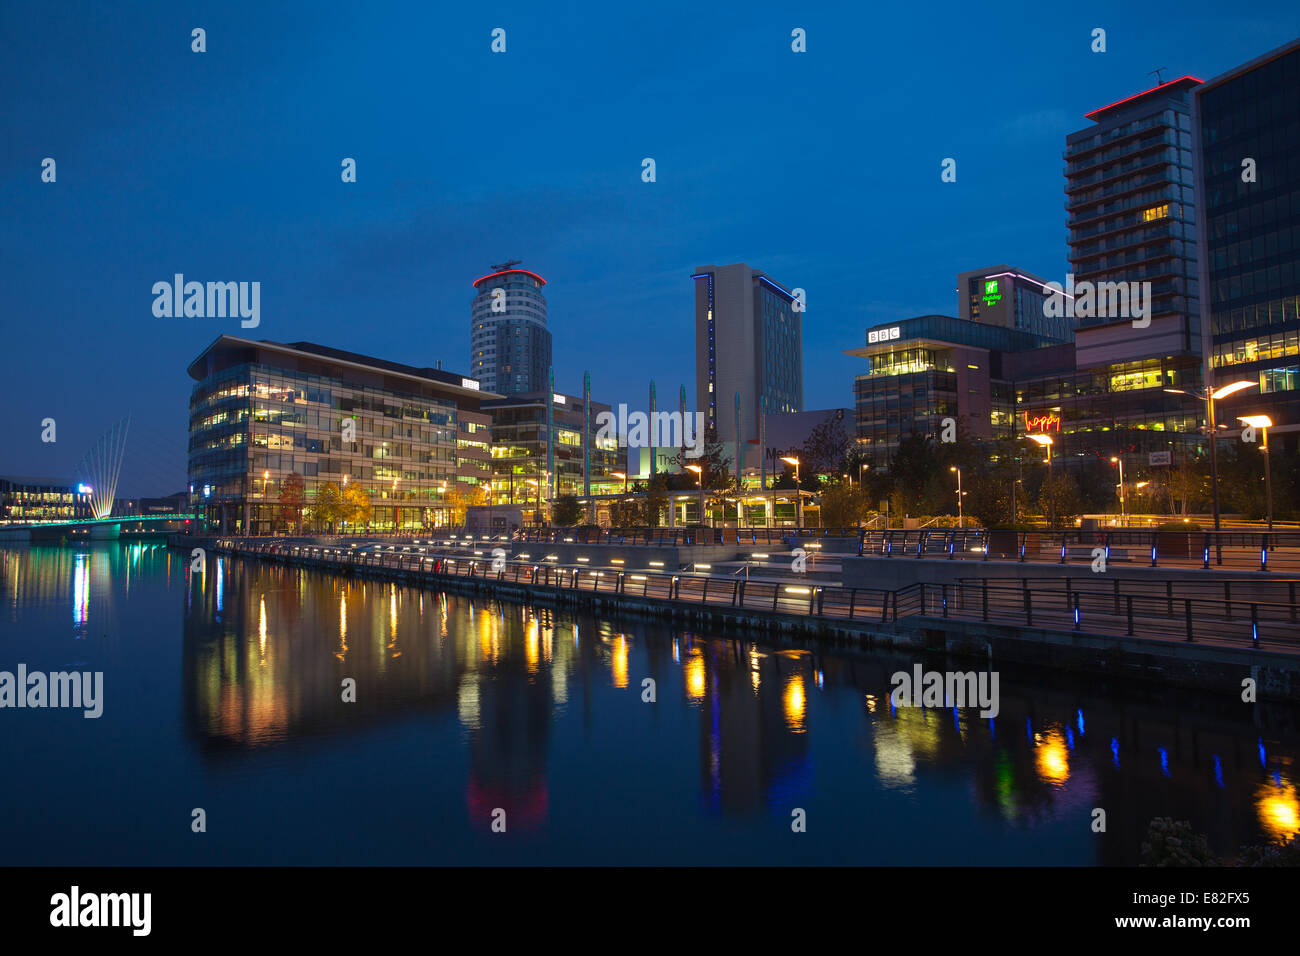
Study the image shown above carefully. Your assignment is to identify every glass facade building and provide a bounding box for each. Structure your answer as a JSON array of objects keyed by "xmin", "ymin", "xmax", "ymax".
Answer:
[
  {"xmin": 187, "ymin": 337, "xmax": 497, "ymax": 535},
  {"xmin": 0, "ymin": 476, "xmax": 93, "ymax": 524},
  {"xmin": 1065, "ymin": 76, "xmax": 1203, "ymax": 367},
  {"xmin": 470, "ymin": 267, "xmax": 552, "ymax": 396},
  {"xmin": 1195, "ymin": 39, "xmax": 1300, "ymax": 440},
  {"xmin": 484, "ymin": 391, "xmax": 622, "ymax": 510}
]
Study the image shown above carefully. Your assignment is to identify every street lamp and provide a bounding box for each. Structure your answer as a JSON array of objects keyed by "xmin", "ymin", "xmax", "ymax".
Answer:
[
  {"xmin": 1238, "ymin": 414, "xmax": 1274, "ymax": 532},
  {"xmin": 949, "ymin": 465, "xmax": 963, "ymax": 529},
  {"xmin": 685, "ymin": 464, "xmax": 703, "ymax": 526},
  {"xmin": 1027, "ymin": 434, "xmax": 1054, "ymax": 530},
  {"xmin": 1109, "ymin": 456, "xmax": 1125, "ymax": 523},
  {"xmin": 1164, "ymin": 380, "xmax": 1256, "ymax": 531},
  {"xmin": 612, "ymin": 471, "xmax": 628, "ymax": 494},
  {"xmin": 781, "ymin": 456, "xmax": 801, "ymax": 528}
]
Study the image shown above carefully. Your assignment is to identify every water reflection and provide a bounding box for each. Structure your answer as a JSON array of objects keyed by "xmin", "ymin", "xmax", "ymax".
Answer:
[{"xmin": 2, "ymin": 544, "xmax": 1299, "ymax": 864}]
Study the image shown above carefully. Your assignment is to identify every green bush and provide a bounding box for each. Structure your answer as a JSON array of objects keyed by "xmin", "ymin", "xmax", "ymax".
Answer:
[
  {"xmin": 1156, "ymin": 521, "xmax": 1203, "ymax": 532},
  {"xmin": 1140, "ymin": 817, "xmax": 1219, "ymax": 867}
]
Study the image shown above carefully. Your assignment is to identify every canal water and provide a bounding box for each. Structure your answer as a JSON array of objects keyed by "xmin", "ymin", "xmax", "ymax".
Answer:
[{"xmin": 1, "ymin": 543, "xmax": 1296, "ymax": 865}]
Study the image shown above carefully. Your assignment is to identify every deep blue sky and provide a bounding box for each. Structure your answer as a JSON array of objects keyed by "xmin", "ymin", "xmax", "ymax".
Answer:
[{"xmin": 3, "ymin": 2, "xmax": 1298, "ymax": 495}]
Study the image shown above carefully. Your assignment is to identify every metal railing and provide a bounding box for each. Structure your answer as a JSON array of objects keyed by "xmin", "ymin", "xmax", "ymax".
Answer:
[
  {"xmin": 856, "ymin": 528, "xmax": 1300, "ymax": 572},
  {"xmin": 209, "ymin": 539, "xmax": 1298, "ymax": 651}
]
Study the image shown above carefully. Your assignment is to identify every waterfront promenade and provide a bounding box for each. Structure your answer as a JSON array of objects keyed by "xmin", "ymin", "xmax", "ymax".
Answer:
[{"xmin": 190, "ymin": 533, "xmax": 1300, "ymax": 700}]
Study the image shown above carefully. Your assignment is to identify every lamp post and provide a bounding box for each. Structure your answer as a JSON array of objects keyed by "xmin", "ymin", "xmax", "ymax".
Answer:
[
  {"xmin": 1027, "ymin": 434, "xmax": 1054, "ymax": 530},
  {"xmin": 1238, "ymin": 414, "xmax": 1274, "ymax": 532},
  {"xmin": 685, "ymin": 464, "xmax": 703, "ymax": 526},
  {"xmin": 612, "ymin": 471, "xmax": 628, "ymax": 495},
  {"xmin": 1109, "ymin": 456, "xmax": 1125, "ymax": 523},
  {"xmin": 1135, "ymin": 480, "xmax": 1149, "ymax": 515},
  {"xmin": 1164, "ymin": 380, "xmax": 1255, "ymax": 531},
  {"xmin": 781, "ymin": 456, "xmax": 801, "ymax": 528},
  {"xmin": 949, "ymin": 465, "xmax": 963, "ymax": 529}
]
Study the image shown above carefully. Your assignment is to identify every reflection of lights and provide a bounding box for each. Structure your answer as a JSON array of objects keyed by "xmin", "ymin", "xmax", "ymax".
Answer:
[
  {"xmin": 611, "ymin": 635, "xmax": 628, "ymax": 688},
  {"xmin": 1255, "ymin": 778, "xmax": 1299, "ymax": 843},
  {"xmin": 1111, "ymin": 736, "xmax": 1120, "ymax": 768},
  {"xmin": 258, "ymin": 594, "xmax": 267, "ymax": 662},
  {"xmin": 1158, "ymin": 747, "xmax": 1170, "ymax": 778},
  {"xmin": 525, "ymin": 618, "xmax": 540, "ymax": 669},
  {"xmin": 1213, "ymin": 754, "xmax": 1225, "ymax": 789},
  {"xmin": 72, "ymin": 553, "xmax": 89, "ymax": 636},
  {"xmin": 335, "ymin": 592, "xmax": 348, "ymax": 661},
  {"xmin": 1035, "ymin": 728, "xmax": 1070, "ymax": 786},
  {"xmin": 783, "ymin": 674, "xmax": 806, "ymax": 733},
  {"xmin": 685, "ymin": 653, "xmax": 706, "ymax": 700},
  {"xmin": 864, "ymin": 693, "xmax": 877, "ymax": 714}
]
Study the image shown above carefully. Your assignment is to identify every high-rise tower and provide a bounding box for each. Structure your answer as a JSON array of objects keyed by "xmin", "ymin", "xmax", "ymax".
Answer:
[{"xmin": 470, "ymin": 263, "xmax": 552, "ymax": 395}]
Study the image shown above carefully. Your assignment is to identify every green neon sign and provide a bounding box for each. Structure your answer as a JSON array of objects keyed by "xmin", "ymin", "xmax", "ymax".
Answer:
[{"xmin": 981, "ymin": 278, "xmax": 1002, "ymax": 307}]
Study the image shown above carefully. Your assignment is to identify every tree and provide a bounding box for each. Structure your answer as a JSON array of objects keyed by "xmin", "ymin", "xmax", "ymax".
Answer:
[
  {"xmin": 444, "ymin": 483, "xmax": 487, "ymax": 526},
  {"xmin": 1036, "ymin": 472, "xmax": 1083, "ymax": 527},
  {"xmin": 890, "ymin": 433, "xmax": 942, "ymax": 515},
  {"xmin": 278, "ymin": 472, "xmax": 305, "ymax": 534},
  {"xmin": 818, "ymin": 479, "xmax": 869, "ymax": 529},
  {"xmin": 551, "ymin": 494, "xmax": 583, "ymax": 526},
  {"xmin": 798, "ymin": 409, "xmax": 853, "ymax": 475},
  {"xmin": 609, "ymin": 498, "xmax": 643, "ymax": 527},
  {"xmin": 965, "ymin": 465, "xmax": 1019, "ymax": 528},
  {"xmin": 310, "ymin": 481, "xmax": 345, "ymax": 532},
  {"xmin": 343, "ymin": 483, "xmax": 372, "ymax": 528}
]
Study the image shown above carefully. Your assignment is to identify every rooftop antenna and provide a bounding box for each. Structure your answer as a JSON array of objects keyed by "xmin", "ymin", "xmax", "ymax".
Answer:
[
  {"xmin": 490, "ymin": 258, "xmax": 523, "ymax": 272},
  {"xmin": 1148, "ymin": 67, "xmax": 1168, "ymax": 85}
]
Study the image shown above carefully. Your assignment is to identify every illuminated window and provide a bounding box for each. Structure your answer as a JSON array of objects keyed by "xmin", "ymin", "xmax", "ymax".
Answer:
[{"xmin": 1141, "ymin": 203, "xmax": 1170, "ymax": 222}]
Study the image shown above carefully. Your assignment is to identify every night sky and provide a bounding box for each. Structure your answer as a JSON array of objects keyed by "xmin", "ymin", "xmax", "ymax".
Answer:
[{"xmin": 3, "ymin": 1, "xmax": 1297, "ymax": 495}]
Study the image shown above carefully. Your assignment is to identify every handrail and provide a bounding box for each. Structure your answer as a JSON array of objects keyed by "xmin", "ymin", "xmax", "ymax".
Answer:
[{"xmin": 206, "ymin": 538, "xmax": 1300, "ymax": 650}]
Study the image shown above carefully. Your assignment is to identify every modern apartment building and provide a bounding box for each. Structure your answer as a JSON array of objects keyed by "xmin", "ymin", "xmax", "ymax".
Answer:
[
  {"xmin": 1194, "ymin": 38, "xmax": 1300, "ymax": 443},
  {"xmin": 692, "ymin": 264, "xmax": 803, "ymax": 446},
  {"xmin": 1065, "ymin": 76, "xmax": 1203, "ymax": 368},
  {"xmin": 186, "ymin": 336, "xmax": 499, "ymax": 534},
  {"xmin": 470, "ymin": 264, "xmax": 552, "ymax": 396}
]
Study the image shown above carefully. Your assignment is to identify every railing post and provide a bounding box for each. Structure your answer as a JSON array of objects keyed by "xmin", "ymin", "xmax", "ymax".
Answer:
[
  {"xmin": 1023, "ymin": 584, "xmax": 1032, "ymax": 627},
  {"xmin": 1225, "ymin": 581, "xmax": 1232, "ymax": 620},
  {"xmin": 1202, "ymin": 533, "xmax": 1211, "ymax": 570},
  {"xmin": 847, "ymin": 588, "xmax": 856, "ymax": 619},
  {"xmin": 942, "ymin": 583, "xmax": 949, "ymax": 618},
  {"xmin": 1151, "ymin": 531, "xmax": 1158, "ymax": 568},
  {"xmin": 1185, "ymin": 599, "xmax": 1194, "ymax": 642},
  {"xmin": 1126, "ymin": 595, "xmax": 1133, "ymax": 635},
  {"xmin": 1113, "ymin": 578, "xmax": 1120, "ymax": 615},
  {"xmin": 982, "ymin": 580, "xmax": 988, "ymax": 622},
  {"xmin": 1251, "ymin": 603, "xmax": 1259, "ymax": 646},
  {"xmin": 1072, "ymin": 592, "xmax": 1080, "ymax": 631}
]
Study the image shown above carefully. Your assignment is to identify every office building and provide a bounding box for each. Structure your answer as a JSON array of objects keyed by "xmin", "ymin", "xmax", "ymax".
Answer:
[
  {"xmin": 186, "ymin": 336, "xmax": 499, "ymax": 534},
  {"xmin": 1195, "ymin": 38, "xmax": 1300, "ymax": 442},
  {"xmin": 470, "ymin": 264, "xmax": 552, "ymax": 395},
  {"xmin": 957, "ymin": 266, "xmax": 1073, "ymax": 342},
  {"xmin": 1065, "ymin": 75, "xmax": 1203, "ymax": 367},
  {"xmin": 0, "ymin": 476, "xmax": 94, "ymax": 524},
  {"xmin": 693, "ymin": 264, "xmax": 803, "ymax": 446},
  {"xmin": 484, "ymin": 389, "xmax": 622, "ymax": 508}
]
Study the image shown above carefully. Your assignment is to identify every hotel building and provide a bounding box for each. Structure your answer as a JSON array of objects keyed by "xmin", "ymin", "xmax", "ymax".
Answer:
[
  {"xmin": 693, "ymin": 264, "xmax": 803, "ymax": 445},
  {"xmin": 186, "ymin": 336, "xmax": 499, "ymax": 534},
  {"xmin": 470, "ymin": 265, "xmax": 552, "ymax": 396}
]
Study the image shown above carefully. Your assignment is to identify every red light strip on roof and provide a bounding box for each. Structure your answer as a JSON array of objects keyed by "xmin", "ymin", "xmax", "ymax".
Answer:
[
  {"xmin": 1084, "ymin": 75, "xmax": 1204, "ymax": 120},
  {"xmin": 472, "ymin": 269, "xmax": 547, "ymax": 288}
]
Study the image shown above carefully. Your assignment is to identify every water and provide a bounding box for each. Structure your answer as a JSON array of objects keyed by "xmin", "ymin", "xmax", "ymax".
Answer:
[{"xmin": 1, "ymin": 542, "xmax": 1296, "ymax": 865}]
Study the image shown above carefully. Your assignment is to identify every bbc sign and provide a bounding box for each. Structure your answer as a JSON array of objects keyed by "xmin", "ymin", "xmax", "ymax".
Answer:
[{"xmin": 868, "ymin": 326, "xmax": 901, "ymax": 344}]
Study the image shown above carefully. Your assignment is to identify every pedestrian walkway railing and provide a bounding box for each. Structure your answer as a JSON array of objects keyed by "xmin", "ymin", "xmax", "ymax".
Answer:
[
  {"xmin": 856, "ymin": 528, "xmax": 1300, "ymax": 572},
  {"xmin": 211, "ymin": 538, "xmax": 1297, "ymax": 651}
]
